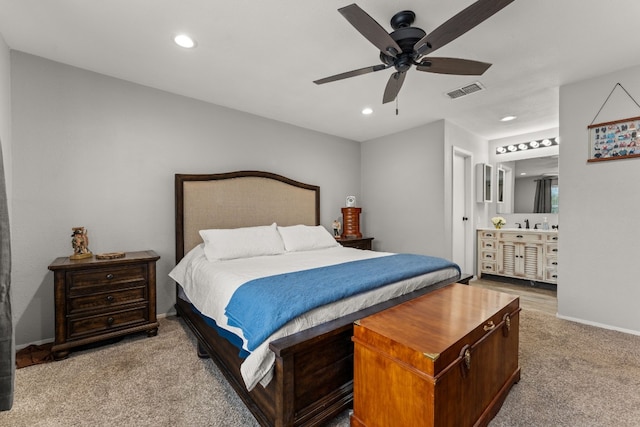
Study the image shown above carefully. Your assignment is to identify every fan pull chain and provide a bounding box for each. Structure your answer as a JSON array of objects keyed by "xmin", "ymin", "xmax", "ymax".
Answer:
[{"xmin": 396, "ymin": 96, "xmax": 399, "ymax": 116}]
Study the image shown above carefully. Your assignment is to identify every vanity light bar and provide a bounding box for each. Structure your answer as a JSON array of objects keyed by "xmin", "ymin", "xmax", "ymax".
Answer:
[{"xmin": 496, "ymin": 137, "xmax": 559, "ymax": 155}]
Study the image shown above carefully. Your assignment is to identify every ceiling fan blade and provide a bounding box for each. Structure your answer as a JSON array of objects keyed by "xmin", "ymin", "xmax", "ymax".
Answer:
[
  {"xmin": 416, "ymin": 57, "xmax": 491, "ymax": 75},
  {"xmin": 314, "ymin": 64, "xmax": 388, "ymax": 85},
  {"xmin": 414, "ymin": 0, "xmax": 515, "ymax": 56},
  {"xmin": 339, "ymin": 3, "xmax": 402, "ymax": 57},
  {"xmin": 382, "ymin": 71, "xmax": 406, "ymax": 104}
]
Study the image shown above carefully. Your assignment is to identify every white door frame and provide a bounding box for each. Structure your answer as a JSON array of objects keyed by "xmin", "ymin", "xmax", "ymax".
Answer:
[{"xmin": 452, "ymin": 146, "xmax": 474, "ymax": 275}]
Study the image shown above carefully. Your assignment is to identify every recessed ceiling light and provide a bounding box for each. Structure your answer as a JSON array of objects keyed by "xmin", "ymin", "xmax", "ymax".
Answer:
[
  {"xmin": 500, "ymin": 115, "xmax": 517, "ymax": 122},
  {"xmin": 174, "ymin": 34, "xmax": 196, "ymax": 48},
  {"xmin": 362, "ymin": 107, "xmax": 373, "ymax": 115}
]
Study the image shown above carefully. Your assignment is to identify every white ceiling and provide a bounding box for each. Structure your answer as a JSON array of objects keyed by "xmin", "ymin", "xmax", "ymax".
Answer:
[{"xmin": 1, "ymin": 0, "xmax": 639, "ymax": 142}]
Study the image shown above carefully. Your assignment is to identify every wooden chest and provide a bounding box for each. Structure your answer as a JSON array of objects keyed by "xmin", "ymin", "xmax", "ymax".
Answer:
[{"xmin": 351, "ymin": 283, "xmax": 520, "ymax": 427}]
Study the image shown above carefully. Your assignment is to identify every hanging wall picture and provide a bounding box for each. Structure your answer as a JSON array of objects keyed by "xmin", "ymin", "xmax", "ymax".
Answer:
[{"xmin": 588, "ymin": 116, "xmax": 640, "ymax": 162}]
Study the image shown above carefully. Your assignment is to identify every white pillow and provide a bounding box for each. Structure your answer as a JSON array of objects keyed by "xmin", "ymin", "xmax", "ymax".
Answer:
[
  {"xmin": 277, "ymin": 225, "xmax": 340, "ymax": 252},
  {"xmin": 199, "ymin": 223, "xmax": 285, "ymax": 261}
]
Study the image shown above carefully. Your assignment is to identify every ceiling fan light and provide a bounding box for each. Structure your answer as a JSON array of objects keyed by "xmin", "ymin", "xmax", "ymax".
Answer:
[{"xmin": 362, "ymin": 107, "xmax": 373, "ymax": 115}]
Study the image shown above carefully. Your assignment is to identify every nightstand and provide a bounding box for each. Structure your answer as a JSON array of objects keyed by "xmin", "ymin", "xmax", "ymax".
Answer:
[
  {"xmin": 48, "ymin": 250, "xmax": 160, "ymax": 360},
  {"xmin": 336, "ymin": 237, "xmax": 374, "ymax": 250}
]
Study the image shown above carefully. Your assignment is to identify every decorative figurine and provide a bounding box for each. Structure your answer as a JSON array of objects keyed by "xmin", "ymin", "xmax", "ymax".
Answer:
[
  {"xmin": 332, "ymin": 218, "xmax": 342, "ymax": 238},
  {"xmin": 70, "ymin": 227, "xmax": 92, "ymax": 260}
]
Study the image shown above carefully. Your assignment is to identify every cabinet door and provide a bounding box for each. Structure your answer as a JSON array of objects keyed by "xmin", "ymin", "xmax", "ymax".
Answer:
[
  {"xmin": 497, "ymin": 168, "xmax": 505, "ymax": 203},
  {"xmin": 498, "ymin": 241, "xmax": 516, "ymax": 276},
  {"xmin": 498, "ymin": 242, "xmax": 543, "ymax": 280},
  {"xmin": 476, "ymin": 163, "xmax": 493, "ymax": 203},
  {"xmin": 521, "ymin": 242, "xmax": 544, "ymax": 280}
]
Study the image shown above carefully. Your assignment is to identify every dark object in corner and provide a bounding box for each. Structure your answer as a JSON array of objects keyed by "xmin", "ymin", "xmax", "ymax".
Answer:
[{"xmin": 16, "ymin": 343, "xmax": 54, "ymax": 368}]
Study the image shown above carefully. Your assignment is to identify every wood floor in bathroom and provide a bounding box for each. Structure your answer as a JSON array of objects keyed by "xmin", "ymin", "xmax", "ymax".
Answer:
[{"xmin": 470, "ymin": 277, "xmax": 557, "ymax": 315}]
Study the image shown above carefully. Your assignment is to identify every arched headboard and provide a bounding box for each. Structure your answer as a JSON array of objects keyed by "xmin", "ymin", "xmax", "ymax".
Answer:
[{"xmin": 175, "ymin": 171, "xmax": 320, "ymax": 263}]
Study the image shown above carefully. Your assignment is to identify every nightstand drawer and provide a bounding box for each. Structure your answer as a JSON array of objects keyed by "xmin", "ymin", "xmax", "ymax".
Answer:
[
  {"xmin": 68, "ymin": 306, "xmax": 148, "ymax": 339},
  {"xmin": 68, "ymin": 286, "xmax": 146, "ymax": 314},
  {"xmin": 67, "ymin": 265, "xmax": 147, "ymax": 295}
]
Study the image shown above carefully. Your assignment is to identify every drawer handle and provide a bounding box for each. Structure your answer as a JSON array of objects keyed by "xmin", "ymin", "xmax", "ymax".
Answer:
[
  {"xmin": 552, "ymin": 261, "xmax": 558, "ymax": 265},
  {"xmin": 552, "ymin": 274, "xmax": 558, "ymax": 278},
  {"xmin": 516, "ymin": 235, "xmax": 523, "ymax": 238},
  {"xmin": 106, "ymin": 274, "xmax": 114, "ymax": 280},
  {"xmin": 106, "ymin": 295, "xmax": 114, "ymax": 303},
  {"xmin": 483, "ymin": 320, "xmax": 496, "ymax": 331},
  {"xmin": 107, "ymin": 317, "xmax": 114, "ymax": 325},
  {"xmin": 486, "ymin": 243, "xmax": 493, "ymax": 248},
  {"xmin": 553, "ymin": 236, "xmax": 558, "ymax": 241},
  {"xmin": 552, "ymin": 248, "xmax": 558, "ymax": 252}
]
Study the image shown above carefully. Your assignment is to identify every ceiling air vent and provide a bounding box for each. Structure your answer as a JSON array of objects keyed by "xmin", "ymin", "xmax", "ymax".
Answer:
[{"xmin": 446, "ymin": 81, "xmax": 485, "ymax": 99}]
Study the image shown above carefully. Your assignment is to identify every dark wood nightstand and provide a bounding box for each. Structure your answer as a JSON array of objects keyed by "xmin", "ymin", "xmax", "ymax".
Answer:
[
  {"xmin": 48, "ymin": 250, "xmax": 160, "ymax": 360},
  {"xmin": 336, "ymin": 237, "xmax": 374, "ymax": 250}
]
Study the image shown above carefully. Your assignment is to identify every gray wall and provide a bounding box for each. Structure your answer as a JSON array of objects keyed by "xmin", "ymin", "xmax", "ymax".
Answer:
[
  {"xmin": 559, "ymin": 64, "xmax": 640, "ymax": 334},
  {"xmin": 361, "ymin": 121, "xmax": 446, "ymax": 256},
  {"xmin": 11, "ymin": 52, "xmax": 361, "ymax": 347},
  {"xmin": 361, "ymin": 120, "xmax": 487, "ymax": 261}
]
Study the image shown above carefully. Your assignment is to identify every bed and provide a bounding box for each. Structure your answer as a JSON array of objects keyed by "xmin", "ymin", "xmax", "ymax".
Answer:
[{"xmin": 172, "ymin": 170, "xmax": 463, "ymax": 427}]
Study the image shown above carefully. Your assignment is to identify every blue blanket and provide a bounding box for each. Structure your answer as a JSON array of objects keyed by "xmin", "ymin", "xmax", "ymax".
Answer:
[{"xmin": 225, "ymin": 254, "xmax": 460, "ymax": 351}]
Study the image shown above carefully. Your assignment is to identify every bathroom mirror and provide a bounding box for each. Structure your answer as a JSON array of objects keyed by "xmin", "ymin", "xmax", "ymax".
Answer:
[{"xmin": 498, "ymin": 155, "xmax": 559, "ymax": 214}]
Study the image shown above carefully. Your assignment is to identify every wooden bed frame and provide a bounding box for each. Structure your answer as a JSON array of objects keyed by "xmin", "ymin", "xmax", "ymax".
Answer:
[{"xmin": 174, "ymin": 171, "xmax": 462, "ymax": 427}]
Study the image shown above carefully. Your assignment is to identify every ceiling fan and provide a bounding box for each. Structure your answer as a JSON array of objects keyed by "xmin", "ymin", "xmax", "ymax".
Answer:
[{"xmin": 314, "ymin": 0, "xmax": 515, "ymax": 104}]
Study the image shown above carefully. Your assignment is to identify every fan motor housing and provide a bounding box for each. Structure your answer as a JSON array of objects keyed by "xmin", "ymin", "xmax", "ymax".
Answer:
[{"xmin": 380, "ymin": 26, "xmax": 426, "ymax": 71}]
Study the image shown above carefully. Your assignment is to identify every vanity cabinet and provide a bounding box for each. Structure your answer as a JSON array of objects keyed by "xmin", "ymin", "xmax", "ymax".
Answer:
[{"xmin": 477, "ymin": 229, "xmax": 557, "ymax": 284}]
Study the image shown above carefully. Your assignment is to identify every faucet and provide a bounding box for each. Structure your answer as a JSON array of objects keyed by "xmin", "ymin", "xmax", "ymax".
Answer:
[
  {"xmin": 524, "ymin": 219, "xmax": 530, "ymax": 229},
  {"xmin": 515, "ymin": 222, "xmax": 522, "ymax": 229},
  {"xmin": 534, "ymin": 223, "xmax": 541, "ymax": 230}
]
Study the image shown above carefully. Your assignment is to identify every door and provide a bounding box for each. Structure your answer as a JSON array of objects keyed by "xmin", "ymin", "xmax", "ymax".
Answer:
[{"xmin": 452, "ymin": 147, "xmax": 472, "ymax": 274}]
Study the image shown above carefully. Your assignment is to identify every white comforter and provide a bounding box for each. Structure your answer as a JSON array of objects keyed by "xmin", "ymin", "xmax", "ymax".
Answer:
[{"xmin": 169, "ymin": 245, "xmax": 458, "ymax": 390}]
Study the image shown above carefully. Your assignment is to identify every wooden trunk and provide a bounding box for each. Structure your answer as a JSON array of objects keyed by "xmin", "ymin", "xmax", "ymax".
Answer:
[{"xmin": 351, "ymin": 283, "xmax": 520, "ymax": 427}]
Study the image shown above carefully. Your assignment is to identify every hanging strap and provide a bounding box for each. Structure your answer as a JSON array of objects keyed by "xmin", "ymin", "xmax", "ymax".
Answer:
[{"xmin": 590, "ymin": 83, "xmax": 640, "ymax": 126}]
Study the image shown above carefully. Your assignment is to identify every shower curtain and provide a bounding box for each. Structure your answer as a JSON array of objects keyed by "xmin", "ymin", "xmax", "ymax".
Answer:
[
  {"xmin": 0, "ymin": 138, "xmax": 12, "ymax": 411},
  {"xmin": 533, "ymin": 177, "xmax": 554, "ymax": 213}
]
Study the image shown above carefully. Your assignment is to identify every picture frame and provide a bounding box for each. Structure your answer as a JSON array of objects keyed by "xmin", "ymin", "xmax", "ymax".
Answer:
[{"xmin": 588, "ymin": 116, "xmax": 640, "ymax": 162}]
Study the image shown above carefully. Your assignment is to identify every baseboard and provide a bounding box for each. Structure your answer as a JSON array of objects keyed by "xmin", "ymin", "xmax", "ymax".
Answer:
[{"xmin": 556, "ymin": 313, "xmax": 640, "ymax": 337}]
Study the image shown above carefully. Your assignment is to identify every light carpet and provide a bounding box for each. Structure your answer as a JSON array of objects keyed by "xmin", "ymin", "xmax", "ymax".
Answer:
[{"xmin": 2, "ymin": 309, "xmax": 640, "ymax": 426}]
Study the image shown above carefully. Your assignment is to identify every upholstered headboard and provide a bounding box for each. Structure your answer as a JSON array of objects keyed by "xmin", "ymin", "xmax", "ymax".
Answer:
[{"xmin": 175, "ymin": 171, "xmax": 320, "ymax": 263}]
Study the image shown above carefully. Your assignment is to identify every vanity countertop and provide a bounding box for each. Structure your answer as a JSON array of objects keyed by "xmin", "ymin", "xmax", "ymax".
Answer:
[{"xmin": 477, "ymin": 227, "xmax": 558, "ymax": 233}]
